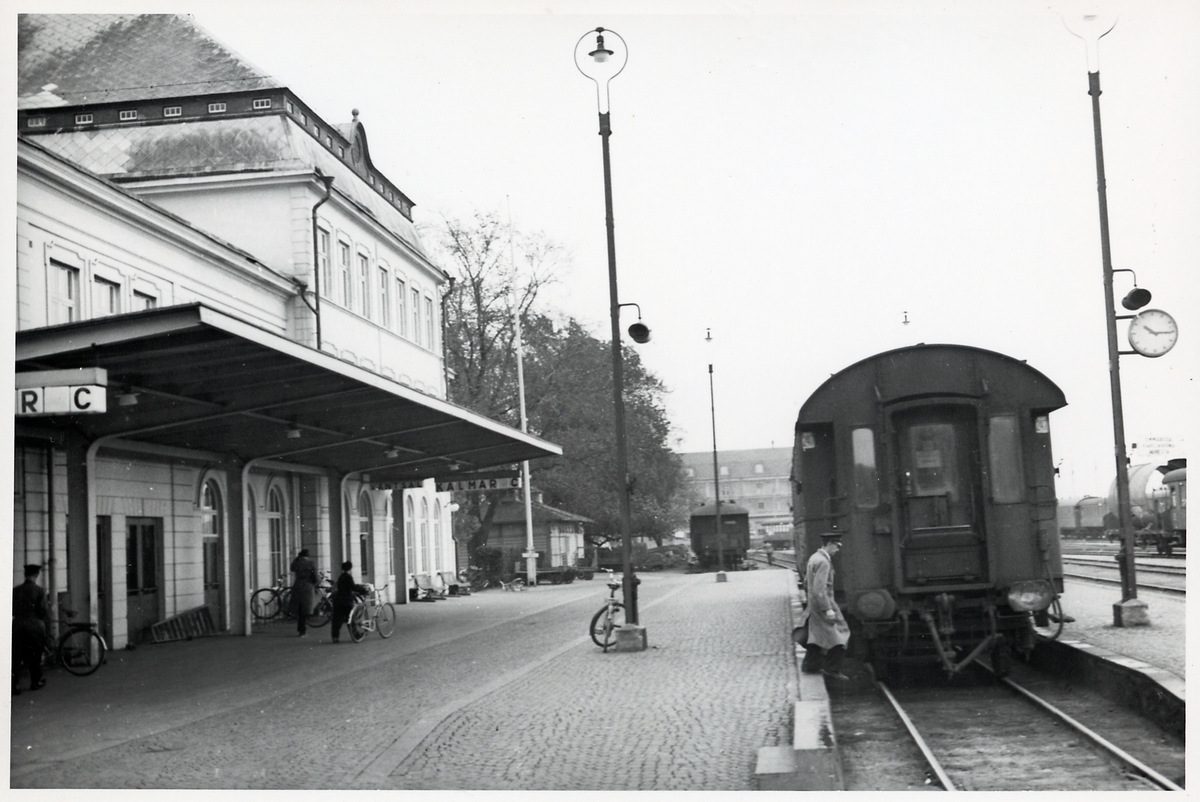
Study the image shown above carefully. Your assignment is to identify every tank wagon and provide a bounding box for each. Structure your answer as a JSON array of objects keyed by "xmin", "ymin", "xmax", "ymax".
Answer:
[
  {"xmin": 792, "ymin": 344, "xmax": 1065, "ymax": 677},
  {"xmin": 689, "ymin": 501, "xmax": 750, "ymax": 570}
]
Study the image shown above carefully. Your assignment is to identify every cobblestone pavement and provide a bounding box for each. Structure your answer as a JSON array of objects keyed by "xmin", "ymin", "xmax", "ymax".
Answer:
[
  {"xmin": 1056, "ymin": 578, "xmax": 1186, "ymax": 679},
  {"xmin": 10, "ymin": 568, "xmax": 794, "ymax": 790}
]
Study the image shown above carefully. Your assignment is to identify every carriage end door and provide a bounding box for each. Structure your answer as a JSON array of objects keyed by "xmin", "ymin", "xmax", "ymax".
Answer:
[{"xmin": 892, "ymin": 406, "xmax": 988, "ymax": 587}]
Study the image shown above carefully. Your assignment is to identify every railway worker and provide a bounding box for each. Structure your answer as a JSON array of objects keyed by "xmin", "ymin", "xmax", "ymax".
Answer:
[
  {"xmin": 289, "ymin": 548, "xmax": 319, "ymax": 638},
  {"xmin": 797, "ymin": 532, "xmax": 851, "ymax": 681},
  {"xmin": 12, "ymin": 564, "xmax": 50, "ymax": 694}
]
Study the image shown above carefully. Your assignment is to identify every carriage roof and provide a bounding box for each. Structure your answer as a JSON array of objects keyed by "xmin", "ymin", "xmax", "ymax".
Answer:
[{"xmin": 798, "ymin": 343, "xmax": 1067, "ymax": 424}]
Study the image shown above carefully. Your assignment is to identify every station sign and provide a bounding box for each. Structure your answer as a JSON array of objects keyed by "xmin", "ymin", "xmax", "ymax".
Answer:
[
  {"xmin": 15, "ymin": 368, "xmax": 108, "ymax": 416},
  {"xmin": 371, "ymin": 471, "xmax": 521, "ymax": 492}
]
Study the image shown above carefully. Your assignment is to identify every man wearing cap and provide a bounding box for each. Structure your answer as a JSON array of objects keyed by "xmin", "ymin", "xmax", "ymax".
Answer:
[
  {"xmin": 797, "ymin": 532, "xmax": 851, "ymax": 680},
  {"xmin": 12, "ymin": 564, "xmax": 50, "ymax": 694}
]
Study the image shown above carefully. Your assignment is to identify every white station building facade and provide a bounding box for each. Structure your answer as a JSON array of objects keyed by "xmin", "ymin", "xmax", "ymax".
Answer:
[{"xmin": 14, "ymin": 14, "xmax": 560, "ymax": 647}]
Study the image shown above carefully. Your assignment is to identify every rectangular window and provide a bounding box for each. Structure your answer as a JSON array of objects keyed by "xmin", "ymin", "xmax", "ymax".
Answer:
[
  {"xmin": 395, "ymin": 278, "xmax": 407, "ymax": 336},
  {"xmin": 988, "ymin": 415, "xmax": 1025, "ymax": 503},
  {"xmin": 411, "ymin": 288, "xmax": 422, "ymax": 346},
  {"xmin": 379, "ymin": 267, "xmax": 390, "ymax": 327},
  {"xmin": 338, "ymin": 242, "xmax": 351, "ymax": 306},
  {"xmin": 75, "ymin": 113, "xmax": 93, "ymax": 125},
  {"xmin": 133, "ymin": 291, "xmax": 157, "ymax": 310},
  {"xmin": 358, "ymin": 254, "xmax": 370, "ymax": 317},
  {"xmin": 27, "ymin": 117, "xmax": 47, "ymax": 128},
  {"xmin": 163, "ymin": 106, "xmax": 182, "ymax": 117},
  {"xmin": 286, "ymin": 100, "xmax": 294, "ymax": 113},
  {"xmin": 851, "ymin": 427, "xmax": 879, "ymax": 508},
  {"xmin": 208, "ymin": 102, "xmax": 226, "ymax": 114},
  {"xmin": 48, "ymin": 260, "xmax": 80, "ymax": 324},
  {"xmin": 252, "ymin": 98, "xmax": 271, "ymax": 110},
  {"xmin": 317, "ymin": 229, "xmax": 331, "ymax": 297},
  {"xmin": 424, "ymin": 297, "xmax": 435, "ymax": 350},
  {"xmin": 119, "ymin": 110, "xmax": 138, "ymax": 121},
  {"xmin": 92, "ymin": 276, "xmax": 121, "ymax": 317}
]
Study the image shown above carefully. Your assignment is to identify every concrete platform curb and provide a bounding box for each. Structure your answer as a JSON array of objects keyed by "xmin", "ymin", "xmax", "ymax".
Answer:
[
  {"xmin": 754, "ymin": 569, "xmax": 843, "ymax": 790},
  {"xmin": 1030, "ymin": 635, "xmax": 1185, "ymax": 740}
]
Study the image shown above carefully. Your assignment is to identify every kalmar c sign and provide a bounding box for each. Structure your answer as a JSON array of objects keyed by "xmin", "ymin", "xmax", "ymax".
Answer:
[{"xmin": 15, "ymin": 368, "xmax": 108, "ymax": 415}]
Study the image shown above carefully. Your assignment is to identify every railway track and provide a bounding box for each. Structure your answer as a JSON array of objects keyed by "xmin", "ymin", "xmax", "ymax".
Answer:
[
  {"xmin": 1061, "ymin": 555, "xmax": 1185, "ymax": 596},
  {"xmin": 832, "ymin": 659, "xmax": 1185, "ymax": 791}
]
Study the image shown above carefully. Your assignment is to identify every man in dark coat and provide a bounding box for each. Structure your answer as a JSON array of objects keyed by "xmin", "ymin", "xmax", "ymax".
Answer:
[
  {"xmin": 290, "ymin": 549, "xmax": 318, "ymax": 637},
  {"xmin": 796, "ymin": 532, "xmax": 851, "ymax": 680},
  {"xmin": 12, "ymin": 564, "xmax": 50, "ymax": 694}
]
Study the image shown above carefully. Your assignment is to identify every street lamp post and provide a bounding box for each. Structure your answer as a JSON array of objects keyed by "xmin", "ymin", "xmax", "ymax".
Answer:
[
  {"xmin": 706, "ymin": 329, "xmax": 726, "ymax": 580},
  {"xmin": 576, "ymin": 27, "xmax": 644, "ymax": 645},
  {"xmin": 1066, "ymin": 15, "xmax": 1153, "ymax": 626}
]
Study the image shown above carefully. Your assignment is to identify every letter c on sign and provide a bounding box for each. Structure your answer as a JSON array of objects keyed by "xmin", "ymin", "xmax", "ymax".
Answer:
[{"xmin": 74, "ymin": 386, "xmax": 92, "ymax": 410}]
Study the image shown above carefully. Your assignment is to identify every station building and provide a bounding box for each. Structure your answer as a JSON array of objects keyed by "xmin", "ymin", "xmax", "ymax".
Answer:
[
  {"xmin": 677, "ymin": 447, "xmax": 794, "ymax": 545},
  {"xmin": 14, "ymin": 14, "xmax": 560, "ymax": 647}
]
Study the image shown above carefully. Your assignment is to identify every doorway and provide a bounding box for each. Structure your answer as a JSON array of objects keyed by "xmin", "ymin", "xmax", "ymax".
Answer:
[{"xmin": 126, "ymin": 517, "xmax": 163, "ymax": 643}]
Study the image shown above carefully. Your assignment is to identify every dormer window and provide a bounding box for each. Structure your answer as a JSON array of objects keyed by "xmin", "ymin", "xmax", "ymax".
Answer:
[
  {"xmin": 252, "ymin": 98, "xmax": 271, "ymax": 109},
  {"xmin": 75, "ymin": 113, "xmax": 93, "ymax": 125},
  {"xmin": 163, "ymin": 106, "xmax": 182, "ymax": 117},
  {"xmin": 119, "ymin": 110, "xmax": 137, "ymax": 121},
  {"xmin": 208, "ymin": 102, "xmax": 226, "ymax": 114},
  {"xmin": 27, "ymin": 117, "xmax": 46, "ymax": 128}
]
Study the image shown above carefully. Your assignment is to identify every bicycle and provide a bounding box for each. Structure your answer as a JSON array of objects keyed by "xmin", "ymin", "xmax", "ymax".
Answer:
[
  {"xmin": 306, "ymin": 570, "xmax": 334, "ymax": 628},
  {"xmin": 347, "ymin": 584, "xmax": 396, "ymax": 642},
  {"xmin": 589, "ymin": 570, "xmax": 625, "ymax": 652},
  {"xmin": 250, "ymin": 575, "xmax": 291, "ymax": 621},
  {"xmin": 42, "ymin": 609, "xmax": 108, "ymax": 676}
]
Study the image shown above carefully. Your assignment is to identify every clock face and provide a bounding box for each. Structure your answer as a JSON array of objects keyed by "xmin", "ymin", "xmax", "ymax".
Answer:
[{"xmin": 1127, "ymin": 309, "xmax": 1178, "ymax": 357}]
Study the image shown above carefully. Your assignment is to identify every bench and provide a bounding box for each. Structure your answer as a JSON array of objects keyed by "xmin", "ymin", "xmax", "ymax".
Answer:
[
  {"xmin": 413, "ymin": 573, "xmax": 447, "ymax": 601},
  {"xmin": 439, "ymin": 571, "xmax": 467, "ymax": 596}
]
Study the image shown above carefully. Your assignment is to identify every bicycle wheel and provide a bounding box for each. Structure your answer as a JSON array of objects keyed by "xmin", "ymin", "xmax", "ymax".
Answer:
[
  {"xmin": 307, "ymin": 596, "xmax": 332, "ymax": 628},
  {"xmin": 348, "ymin": 604, "xmax": 367, "ymax": 643},
  {"xmin": 589, "ymin": 602, "xmax": 624, "ymax": 649},
  {"xmin": 58, "ymin": 628, "xmax": 105, "ymax": 676},
  {"xmin": 251, "ymin": 588, "xmax": 280, "ymax": 621},
  {"xmin": 377, "ymin": 603, "xmax": 396, "ymax": 638}
]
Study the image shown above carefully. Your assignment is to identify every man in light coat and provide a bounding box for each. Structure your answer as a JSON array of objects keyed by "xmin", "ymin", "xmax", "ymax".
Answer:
[{"xmin": 797, "ymin": 531, "xmax": 851, "ymax": 680}]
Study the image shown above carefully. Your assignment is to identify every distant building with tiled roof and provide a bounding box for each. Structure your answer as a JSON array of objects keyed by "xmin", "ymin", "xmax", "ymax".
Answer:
[{"xmin": 677, "ymin": 448, "xmax": 794, "ymax": 545}]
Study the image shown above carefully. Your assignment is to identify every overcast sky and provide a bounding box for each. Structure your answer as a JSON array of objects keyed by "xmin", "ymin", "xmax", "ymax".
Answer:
[{"xmin": 185, "ymin": 0, "xmax": 1197, "ymax": 499}]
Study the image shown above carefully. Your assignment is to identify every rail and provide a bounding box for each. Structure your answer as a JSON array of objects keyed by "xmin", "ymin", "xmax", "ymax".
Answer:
[{"xmin": 875, "ymin": 664, "xmax": 1183, "ymax": 791}]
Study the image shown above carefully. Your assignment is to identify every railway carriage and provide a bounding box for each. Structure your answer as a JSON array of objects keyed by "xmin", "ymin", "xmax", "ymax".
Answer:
[
  {"xmin": 792, "ymin": 344, "xmax": 1066, "ymax": 677},
  {"xmin": 689, "ymin": 501, "xmax": 751, "ymax": 571}
]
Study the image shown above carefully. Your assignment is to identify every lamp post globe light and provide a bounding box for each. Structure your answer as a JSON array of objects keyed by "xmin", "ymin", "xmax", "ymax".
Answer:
[
  {"xmin": 575, "ymin": 27, "xmax": 646, "ymax": 649},
  {"xmin": 1066, "ymin": 15, "xmax": 1180, "ymax": 627}
]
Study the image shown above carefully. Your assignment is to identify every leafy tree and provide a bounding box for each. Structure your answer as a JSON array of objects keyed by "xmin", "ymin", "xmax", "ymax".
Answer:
[{"xmin": 429, "ymin": 213, "xmax": 687, "ymax": 556}]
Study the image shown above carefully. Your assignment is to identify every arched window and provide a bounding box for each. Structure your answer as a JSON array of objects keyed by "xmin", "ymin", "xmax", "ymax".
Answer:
[
  {"xmin": 405, "ymin": 496, "xmax": 416, "ymax": 576},
  {"xmin": 358, "ymin": 490, "xmax": 373, "ymax": 580},
  {"xmin": 433, "ymin": 500, "xmax": 443, "ymax": 571},
  {"xmin": 267, "ymin": 486, "xmax": 286, "ymax": 583},
  {"xmin": 386, "ymin": 495, "xmax": 397, "ymax": 579},
  {"xmin": 200, "ymin": 479, "xmax": 223, "ymax": 604},
  {"xmin": 420, "ymin": 498, "xmax": 430, "ymax": 574},
  {"xmin": 246, "ymin": 488, "xmax": 258, "ymax": 590}
]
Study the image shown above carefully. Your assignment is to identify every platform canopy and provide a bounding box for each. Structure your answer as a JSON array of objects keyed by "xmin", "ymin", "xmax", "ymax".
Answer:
[{"xmin": 15, "ymin": 303, "xmax": 561, "ymax": 480}]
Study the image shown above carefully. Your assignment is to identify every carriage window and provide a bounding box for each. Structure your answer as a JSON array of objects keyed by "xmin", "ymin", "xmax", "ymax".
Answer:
[
  {"xmin": 988, "ymin": 415, "xmax": 1024, "ymax": 503},
  {"xmin": 910, "ymin": 423, "xmax": 958, "ymax": 497},
  {"xmin": 851, "ymin": 427, "xmax": 878, "ymax": 508}
]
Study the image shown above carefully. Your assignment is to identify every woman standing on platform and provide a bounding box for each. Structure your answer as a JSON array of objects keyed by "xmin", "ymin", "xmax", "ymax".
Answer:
[{"xmin": 290, "ymin": 548, "xmax": 318, "ymax": 638}]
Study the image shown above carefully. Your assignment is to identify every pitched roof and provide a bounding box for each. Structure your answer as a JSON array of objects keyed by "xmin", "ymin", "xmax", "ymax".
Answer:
[
  {"xmin": 491, "ymin": 498, "xmax": 596, "ymax": 526},
  {"xmin": 30, "ymin": 115, "xmax": 427, "ymax": 255},
  {"xmin": 18, "ymin": 14, "xmax": 280, "ymax": 108}
]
